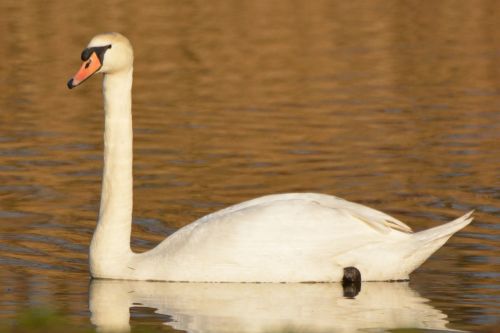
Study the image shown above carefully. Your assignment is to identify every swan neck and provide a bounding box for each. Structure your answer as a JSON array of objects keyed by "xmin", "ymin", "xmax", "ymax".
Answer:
[{"xmin": 90, "ymin": 68, "xmax": 134, "ymax": 275}]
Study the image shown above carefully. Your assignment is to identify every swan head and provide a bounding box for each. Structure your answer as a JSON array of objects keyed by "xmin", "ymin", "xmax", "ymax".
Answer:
[{"xmin": 67, "ymin": 32, "xmax": 133, "ymax": 89}]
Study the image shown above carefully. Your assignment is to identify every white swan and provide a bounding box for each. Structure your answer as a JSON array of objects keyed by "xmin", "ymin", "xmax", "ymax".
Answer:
[{"xmin": 68, "ymin": 32, "xmax": 474, "ymax": 282}]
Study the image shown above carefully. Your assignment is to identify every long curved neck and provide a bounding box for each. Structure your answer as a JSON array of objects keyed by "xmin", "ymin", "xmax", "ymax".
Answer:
[{"xmin": 90, "ymin": 67, "xmax": 134, "ymax": 276}]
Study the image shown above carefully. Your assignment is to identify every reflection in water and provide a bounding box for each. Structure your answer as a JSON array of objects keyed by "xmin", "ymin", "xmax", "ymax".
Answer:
[{"xmin": 90, "ymin": 280, "xmax": 450, "ymax": 333}]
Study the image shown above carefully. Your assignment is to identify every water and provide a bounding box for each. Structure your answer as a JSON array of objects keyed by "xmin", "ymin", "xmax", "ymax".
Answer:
[{"xmin": 0, "ymin": 0, "xmax": 499, "ymax": 331}]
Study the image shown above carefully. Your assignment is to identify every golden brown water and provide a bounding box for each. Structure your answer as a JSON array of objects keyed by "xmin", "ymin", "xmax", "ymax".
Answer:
[{"xmin": 0, "ymin": 0, "xmax": 499, "ymax": 332}]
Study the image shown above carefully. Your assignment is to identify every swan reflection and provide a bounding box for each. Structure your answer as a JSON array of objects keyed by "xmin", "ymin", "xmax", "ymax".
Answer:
[{"xmin": 90, "ymin": 280, "xmax": 451, "ymax": 333}]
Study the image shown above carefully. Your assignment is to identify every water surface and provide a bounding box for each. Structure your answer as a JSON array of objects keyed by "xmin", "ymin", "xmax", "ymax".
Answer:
[{"xmin": 0, "ymin": 1, "xmax": 499, "ymax": 332}]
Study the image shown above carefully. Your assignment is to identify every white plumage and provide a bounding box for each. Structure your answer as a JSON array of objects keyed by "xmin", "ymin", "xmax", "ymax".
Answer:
[{"xmin": 68, "ymin": 32, "xmax": 474, "ymax": 282}]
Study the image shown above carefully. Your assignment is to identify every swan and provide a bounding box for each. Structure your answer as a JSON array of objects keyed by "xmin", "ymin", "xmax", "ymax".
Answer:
[{"xmin": 67, "ymin": 32, "xmax": 474, "ymax": 282}]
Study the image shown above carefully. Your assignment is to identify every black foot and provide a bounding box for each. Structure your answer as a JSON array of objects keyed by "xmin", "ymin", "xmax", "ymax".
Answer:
[{"xmin": 342, "ymin": 266, "xmax": 361, "ymax": 298}]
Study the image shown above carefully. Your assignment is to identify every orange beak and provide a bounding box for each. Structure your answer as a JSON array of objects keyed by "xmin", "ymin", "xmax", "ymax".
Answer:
[{"xmin": 67, "ymin": 52, "xmax": 102, "ymax": 89}]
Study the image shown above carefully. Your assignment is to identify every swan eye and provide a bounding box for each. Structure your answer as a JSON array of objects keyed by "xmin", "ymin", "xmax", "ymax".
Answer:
[
  {"xmin": 94, "ymin": 45, "xmax": 112, "ymax": 63},
  {"xmin": 81, "ymin": 45, "xmax": 112, "ymax": 62}
]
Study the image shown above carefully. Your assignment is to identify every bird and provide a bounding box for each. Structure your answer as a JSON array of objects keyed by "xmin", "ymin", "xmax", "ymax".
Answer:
[{"xmin": 67, "ymin": 32, "xmax": 474, "ymax": 283}]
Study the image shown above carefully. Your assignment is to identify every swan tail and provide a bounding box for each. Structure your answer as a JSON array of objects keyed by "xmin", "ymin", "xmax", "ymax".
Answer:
[
  {"xmin": 413, "ymin": 210, "xmax": 474, "ymax": 243},
  {"xmin": 404, "ymin": 211, "xmax": 474, "ymax": 273}
]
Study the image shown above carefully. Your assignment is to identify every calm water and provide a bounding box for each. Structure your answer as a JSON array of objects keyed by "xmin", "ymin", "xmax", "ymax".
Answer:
[{"xmin": 0, "ymin": 0, "xmax": 499, "ymax": 332}]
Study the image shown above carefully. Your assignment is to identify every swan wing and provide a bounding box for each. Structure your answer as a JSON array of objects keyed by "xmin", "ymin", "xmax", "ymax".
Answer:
[
  {"xmin": 159, "ymin": 193, "xmax": 412, "ymax": 256},
  {"xmin": 139, "ymin": 193, "xmax": 413, "ymax": 281},
  {"xmin": 329, "ymin": 199, "xmax": 413, "ymax": 234},
  {"xmin": 194, "ymin": 193, "xmax": 413, "ymax": 234}
]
